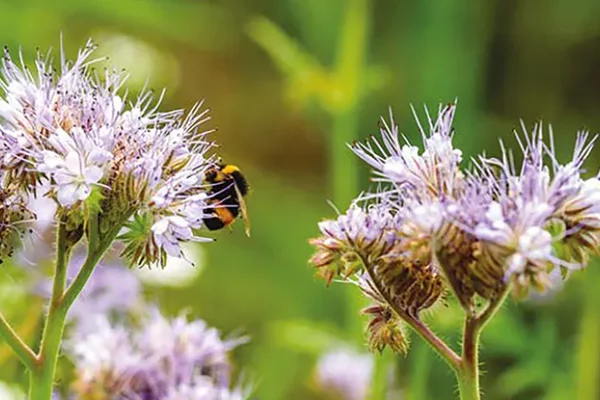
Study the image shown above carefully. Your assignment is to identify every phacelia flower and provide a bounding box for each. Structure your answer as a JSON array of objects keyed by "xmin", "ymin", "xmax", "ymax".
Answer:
[
  {"xmin": 0, "ymin": 40, "xmax": 223, "ymax": 266},
  {"xmin": 310, "ymin": 102, "xmax": 600, "ymax": 354},
  {"xmin": 351, "ymin": 104, "xmax": 463, "ymax": 198},
  {"xmin": 466, "ymin": 125, "xmax": 599, "ymax": 297},
  {"xmin": 67, "ymin": 309, "xmax": 247, "ymax": 400},
  {"xmin": 309, "ymin": 203, "xmax": 395, "ymax": 285}
]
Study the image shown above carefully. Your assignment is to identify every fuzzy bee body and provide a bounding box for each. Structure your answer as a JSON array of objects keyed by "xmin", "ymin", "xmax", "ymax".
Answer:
[{"xmin": 203, "ymin": 164, "xmax": 250, "ymax": 235}]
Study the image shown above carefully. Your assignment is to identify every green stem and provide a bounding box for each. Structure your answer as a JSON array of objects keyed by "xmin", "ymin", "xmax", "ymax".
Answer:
[
  {"xmin": 28, "ymin": 212, "xmax": 118, "ymax": 400},
  {"xmin": 457, "ymin": 287, "xmax": 510, "ymax": 400},
  {"xmin": 575, "ymin": 270, "xmax": 600, "ymax": 400},
  {"xmin": 406, "ymin": 315, "xmax": 461, "ymax": 371},
  {"xmin": 62, "ymin": 220, "xmax": 122, "ymax": 314},
  {"xmin": 331, "ymin": 0, "xmax": 370, "ymax": 353},
  {"xmin": 457, "ymin": 370, "xmax": 480, "ymax": 400},
  {"xmin": 458, "ymin": 317, "xmax": 480, "ymax": 400},
  {"xmin": 0, "ymin": 312, "xmax": 37, "ymax": 371},
  {"xmin": 28, "ymin": 222, "xmax": 71, "ymax": 400}
]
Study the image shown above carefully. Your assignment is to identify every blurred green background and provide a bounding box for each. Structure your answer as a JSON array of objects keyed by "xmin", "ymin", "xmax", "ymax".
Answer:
[{"xmin": 2, "ymin": 0, "xmax": 600, "ymax": 399}]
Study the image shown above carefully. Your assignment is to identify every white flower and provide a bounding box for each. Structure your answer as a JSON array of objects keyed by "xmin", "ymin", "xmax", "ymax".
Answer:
[
  {"xmin": 53, "ymin": 152, "xmax": 103, "ymax": 206},
  {"xmin": 402, "ymin": 202, "xmax": 445, "ymax": 236},
  {"xmin": 381, "ymin": 145, "xmax": 422, "ymax": 186},
  {"xmin": 152, "ymin": 216, "xmax": 194, "ymax": 257},
  {"xmin": 474, "ymin": 202, "xmax": 513, "ymax": 245},
  {"xmin": 507, "ymin": 227, "xmax": 553, "ymax": 275},
  {"xmin": 318, "ymin": 203, "xmax": 393, "ymax": 253},
  {"xmin": 152, "ymin": 215, "xmax": 212, "ymax": 258}
]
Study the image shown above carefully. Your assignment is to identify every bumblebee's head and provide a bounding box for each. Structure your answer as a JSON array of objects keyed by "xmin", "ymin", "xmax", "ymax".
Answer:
[{"xmin": 205, "ymin": 167, "xmax": 218, "ymax": 183}]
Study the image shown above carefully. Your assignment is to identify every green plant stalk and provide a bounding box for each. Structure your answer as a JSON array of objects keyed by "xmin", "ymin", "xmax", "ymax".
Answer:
[
  {"xmin": 330, "ymin": 0, "xmax": 370, "ymax": 347},
  {"xmin": 458, "ymin": 317, "xmax": 480, "ymax": 400},
  {"xmin": 575, "ymin": 270, "xmax": 600, "ymax": 400},
  {"xmin": 28, "ymin": 213, "xmax": 119, "ymax": 400},
  {"xmin": 28, "ymin": 223, "xmax": 72, "ymax": 400},
  {"xmin": 456, "ymin": 288, "xmax": 510, "ymax": 400}
]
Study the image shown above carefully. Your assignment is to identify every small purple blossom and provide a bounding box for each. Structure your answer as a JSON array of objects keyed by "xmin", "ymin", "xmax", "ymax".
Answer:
[
  {"xmin": 67, "ymin": 309, "xmax": 248, "ymax": 400},
  {"xmin": 351, "ymin": 105, "xmax": 463, "ymax": 197}
]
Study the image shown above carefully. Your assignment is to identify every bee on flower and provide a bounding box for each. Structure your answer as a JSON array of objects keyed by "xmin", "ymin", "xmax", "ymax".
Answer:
[{"xmin": 0, "ymin": 40, "xmax": 248, "ymax": 267}]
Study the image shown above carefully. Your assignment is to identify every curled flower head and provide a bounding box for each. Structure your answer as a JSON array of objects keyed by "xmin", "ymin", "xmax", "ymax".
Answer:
[
  {"xmin": 310, "ymin": 102, "xmax": 600, "ymax": 346},
  {"xmin": 309, "ymin": 203, "xmax": 394, "ymax": 285},
  {"xmin": 0, "ymin": 40, "xmax": 226, "ymax": 266},
  {"xmin": 67, "ymin": 309, "xmax": 247, "ymax": 400},
  {"xmin": 556, "ymin": 176, "xmax": 600, "ymax": 264},
  {"xmin": 361, "ymin": 300, "xmax": 408, "ymax": 354}
]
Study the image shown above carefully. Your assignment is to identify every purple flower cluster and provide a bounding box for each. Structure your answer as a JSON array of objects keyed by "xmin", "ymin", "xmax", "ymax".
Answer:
[
  {"xmin": 67, "ymin": 309, "xmax": 248, "ymax": 400},
  {"xmin": 0, "ymin": 40, "xmax": 220, "ymax": 266},
  {"xmin": 310, "ymin": 103, "xmax": 600, "ymax": 350}
]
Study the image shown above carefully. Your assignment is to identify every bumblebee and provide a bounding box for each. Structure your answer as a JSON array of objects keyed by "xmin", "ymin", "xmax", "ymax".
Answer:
[{"xmin": 203, "ymin": 163, "xmax": 251, "ymax": 236}]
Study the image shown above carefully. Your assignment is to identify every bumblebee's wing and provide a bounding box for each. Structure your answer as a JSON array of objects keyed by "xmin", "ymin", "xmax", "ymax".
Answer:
[{"xmin": 234, "ymin": 183, "xmax": 251, "ymax": 237}]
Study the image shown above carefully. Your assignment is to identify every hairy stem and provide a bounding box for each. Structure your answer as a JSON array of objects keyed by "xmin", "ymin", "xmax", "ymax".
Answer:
[
  {"xmin": 28, "ymin": 213, "xmax": 121, "ymax": 400},
  {"xmin": 28, "ymin": 222, "xmax": 71, "ymax": 400},
  {"xmin": 405, "ymin": 315, "xmax": 461, "ymax": 371},
  {"xmin": 457, "ymin": 287, "xmax": 510, "ymax": 400},
  {"xmin": 576, "ymin": 271, "xmax": 600, "ymax": 400},
  {"xmin": 61, "ymin": 217, "xmax": 122, "ymax": 314},
  {"xmin": 458, "ymin": 317, "xmax": 480, "ymax": 400}
]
